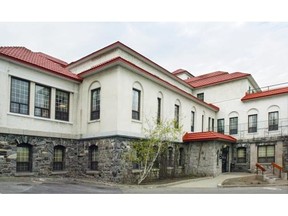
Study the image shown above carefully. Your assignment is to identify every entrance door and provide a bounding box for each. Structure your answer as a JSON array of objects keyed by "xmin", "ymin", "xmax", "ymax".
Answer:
[{"xmin": 222, "ymin": 146, "xmax": 229, "ymax": 172}]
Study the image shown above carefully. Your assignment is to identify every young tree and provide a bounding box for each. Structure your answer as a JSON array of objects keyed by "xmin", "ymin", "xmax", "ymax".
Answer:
[{"xmin": 130, "ymin": 119, "xmax": 183, "ymax": 184}]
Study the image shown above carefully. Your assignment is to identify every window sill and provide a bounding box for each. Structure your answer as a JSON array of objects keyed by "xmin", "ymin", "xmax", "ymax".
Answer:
[
  {"xmin": 132, "ymin": 169, "xmax": 142, "ymax": 174},
  {"xmin": 86, "ymin": 170, "xmax": 100, "ymax": 174},
  {"xmin": 7, "ymin": 112, "xmax": 73, "ymax": 125},
  {"xmin": 131, "ymin": 119, "xmax": 142, "ymax": 124},
  {"xmin": 14, "ymin": 172, "xmax": 35, "ymax": 177},
  {"xmin": 51, "ymin": 171, "xmax": 68, "ymax": 175},
  {"xmin": 88, "ymin": 119, "xmax": 100, "ymax": 124}
]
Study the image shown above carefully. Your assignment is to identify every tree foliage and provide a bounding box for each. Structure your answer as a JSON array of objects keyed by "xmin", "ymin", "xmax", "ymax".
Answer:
[{"xmin": 129, "ymin": 119, "xmax": 183, "ymax": 184}]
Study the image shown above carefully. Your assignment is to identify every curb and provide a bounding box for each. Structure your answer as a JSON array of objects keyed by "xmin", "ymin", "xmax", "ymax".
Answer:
[{"xmin": 218, "ymin": 183, "xmax": 288, "ymax": 188}]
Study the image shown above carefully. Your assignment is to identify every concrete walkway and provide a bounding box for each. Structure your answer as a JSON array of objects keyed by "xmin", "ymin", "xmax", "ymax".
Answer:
[{"xmin": 166, "ymin": 172, "xmax": 254, "ymax": 188}]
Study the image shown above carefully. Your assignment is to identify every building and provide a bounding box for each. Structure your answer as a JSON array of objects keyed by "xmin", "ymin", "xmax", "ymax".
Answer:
[{"xmin": 0, "ymin": 42, "xmax": 287, "ymax": 183}]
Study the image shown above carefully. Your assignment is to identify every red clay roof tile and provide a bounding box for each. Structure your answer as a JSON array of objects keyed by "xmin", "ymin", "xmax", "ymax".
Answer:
[
  {"xmin": 0, "ymin": 46, "xmax": 81, "ymax": 81},
  {"xmin": 186, "ymin": 71, "xmax": 250, "ymax": 88},
  {"xmin": 183, "ymin": 131, "xmax": 237, "ymax": 143},
  {"xmin": 241, "ymin": 86, "xmax": 288, "ymax": 101}
]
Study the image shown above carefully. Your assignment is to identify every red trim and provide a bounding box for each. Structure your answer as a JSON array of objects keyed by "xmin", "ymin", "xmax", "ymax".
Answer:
[
  {"xmin": 0, "ymin": 53, "xmax": 82, "ymax": 82},
  {"xmin": 68, "ymin": 41, "xmax": 192, "ymax": 88},
  {"xmin": 241, "ymin": 87, "xmax": 288, "ymax": 101},
  {"xmin": 78, "ymin": 57, "xmax": 219, "ymax": 111},
  {"xmin": 183, "ymin": 131, "xmax": 237, "ymax": 143}
]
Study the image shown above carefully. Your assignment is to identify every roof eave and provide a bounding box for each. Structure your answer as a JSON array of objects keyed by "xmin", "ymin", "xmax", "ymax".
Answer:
[{"xmin": 0, "ymin": 54, "xmax": 82, "ymax": 82}]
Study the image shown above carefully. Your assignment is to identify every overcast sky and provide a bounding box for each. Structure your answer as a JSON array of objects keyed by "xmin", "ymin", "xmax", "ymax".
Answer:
[{"xmin": 1, "ymin": 22, "xmax": 288, "ymax": 87}]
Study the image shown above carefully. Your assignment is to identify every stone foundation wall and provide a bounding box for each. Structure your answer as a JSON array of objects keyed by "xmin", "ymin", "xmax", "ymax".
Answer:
[
  {"xmin": 185, "ymin": 141, "xmax": 223, "ymax": 177},
  {"xmin": 0, "ymin": 133, "xmax": 78, "ymax": 177}
]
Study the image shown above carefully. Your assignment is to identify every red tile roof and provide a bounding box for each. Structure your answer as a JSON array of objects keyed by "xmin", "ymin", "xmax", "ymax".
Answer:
[
  {"xmin": 186, "ymin": 71, "xmax": 250, "ymax": 88},
  {"xmin": 0, "ymin": 47, "xmax": 81, "ymax": 81},
  {"xmin": 183, "ymin": 131, "xmax": 237, "ymax": 143},
  {"xmin": 172, "ymin": 69, "xmax": 188, "ymax": 75},
  {"xmin": 241, "ymin": 86, "xmax": 288, "ymax": 101}
]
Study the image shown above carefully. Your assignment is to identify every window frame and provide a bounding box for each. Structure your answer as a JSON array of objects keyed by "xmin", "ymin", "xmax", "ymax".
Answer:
[
  {"xmin": 217, "ymin": 118, "xmax": 225, "ymax": 134},
  {"xmin": 53, "ymin": 145, "xmax": 65, "ymax": 171},
  {"xmin": 237, "ymin": 147, "xmax": 247, "ymax": 163},
  {"xmin": 248, "ymin": 114, "xmax": 257, "ymax": 133},
  {"xmin": 132, "ymin": 88, "xmax": 141, "ymax": 120},
  {"xmin": 55, "ymin": 89, "xmax": 70, "ymax": 121},
  {"xmin": 91, "ymin": 88, "xmax": 101, "ymax": 120},
  {"xmin": 34, "ymin": 84, "xmax": 51, "ymax": 118},
  {"xmin": 191, "ymin": 111, "xmax": 195, "ymax": 132},
  {"xmin": 258, "ymin": 145, "xmax": 275, "ymax": 163},
  {"xmin": 89, "ymin": 145, "xmax": 99, "ymax": 171},
  {"xmin": 157, "ymin": 97, "xmax": 161, "ymax": 124},
  {"xmin": 229, "ymin": 117, "xmax": 238, "ymax": 135},
  {"xmin": 197, "ymin": 93, "xmax": 204, "ymax": 101},
  {"xmin": 16, "ymin": 143, "xmax": 32, "ymax": 172},
  {"xmin": 268, "ymin": 111, "xmax": 279, "ymax": 131},
  {"xmin": 174, "ymin": 104, "xmax": 180, "ymax": 128},
  {"xmin": 10, "ymin": 77, "xmax": 30, "ymax": 115}
]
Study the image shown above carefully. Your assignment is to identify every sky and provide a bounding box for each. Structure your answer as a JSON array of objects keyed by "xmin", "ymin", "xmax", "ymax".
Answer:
[
  {"xmin": 1, "ymin": 1, "xmax": 288, "ymax": 88},
  {"xmin": 1, "ymin": 22, "xmax": 288, "ymax": 88}
]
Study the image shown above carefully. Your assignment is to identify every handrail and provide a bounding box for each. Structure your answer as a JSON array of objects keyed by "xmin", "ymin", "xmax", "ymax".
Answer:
[
  {"xmin": 271, "ymin": 162, "xmax": 283, "ymax": 178},
  {"xmin": 256, "ymin": 163, "xmax": 266, "ymax": 175}
]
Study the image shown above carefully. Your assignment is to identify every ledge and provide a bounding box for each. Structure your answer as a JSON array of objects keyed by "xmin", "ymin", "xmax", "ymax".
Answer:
[
  {"xmin": 14, "ymin": 172, "xmax": 35, "ymax": 177},
  {"xmin": 132, "ymin": 169, "xmax": 142, "ymax": 174},
  {"xmin": 86, "ymin": 170, "xmax": 100, "ymax": 174},
  {"xmin": 51, "ymin": 171, "xmax": 68, "ymax": 175}
]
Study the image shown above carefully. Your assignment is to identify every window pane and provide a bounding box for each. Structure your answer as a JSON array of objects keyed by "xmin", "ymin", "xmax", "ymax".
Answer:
[
  {"xmin": 266, "ymin": 146, "xmax": 275, "ymax": 157},
  {"xmin": 17, "ymin": 147, "xmax": 29, "ymax": 162},
  {"xmin": 54, "ymin": 148, "xmax": 63, "ymax": 162},
  {"xmin": 132, "ymin": 89, "xmax": 140, "ymax": 120},
  {"xmin": 10, "ymin": 77, "xmax": 29, "ymax": 115},
  {"xmin": 229, "ymin": 117, "xmax": 238, "ymax": 134},
  {"xmin": 237, "ymin": 148, "xmax": 245, "ymax": 158},
  {"xmin": 35, "ymin": 85, "xmax": 50, "ymax": 118},
  {"xmin": 91, "ymin": 88, "xmax": 100, "ymax": 120},
  {"xmin": 56, "ymin": 90, "xmax": 69, "ymax": 121},
  {"xmin": 258, "ymin": 146, "xmax": 266, "ymax": 157}
]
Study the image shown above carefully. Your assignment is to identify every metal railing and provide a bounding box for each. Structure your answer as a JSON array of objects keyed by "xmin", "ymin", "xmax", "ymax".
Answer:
[
  {"xmin": 209, "ymin": 118, "xmax": 288, "ymax": 140},
  {"xmin": 247, "ymin": 82, "xmax": 288, "ymax": 94}
]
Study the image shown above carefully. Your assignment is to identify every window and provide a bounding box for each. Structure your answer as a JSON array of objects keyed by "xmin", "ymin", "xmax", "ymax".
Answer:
[
  {"xmin": 132, "ymin": 88, "xmax": 141, "ymax": 120},
  {"xmin": 91, "ymin": 88, "xmax": 101, "ymax": 120},
  {"xmin": 212, "ymin": 118, "xmax": 215, "ymax": 132},
  {"xmin": 197, "ymin": 93, "xmax": 204, "ymax": 101},
  {"xmin": 157, "ymin": 97, "xmax": 161, "ymax": 124},
  {"xmin": 229, "ymin": 117, "xmax": 238, "ymax": 135},
  {"xmin": 217, "ymin": 119, "xmax": 225, "ymax": 134},
  {"xmin": 53, "ymin": 146, "xmax": 65, "ymax": 171},
  {"xmin": 201, "ymin": 115, "xmax": 204, "ymax": 132},
  {"xmin": 10, "ymin": 77, "xmax": 30, "ymax": 115},
  {"xmin": 174, "ymin": 105, "xmax": 179, "ymax": 128},
  {"xmin": 55, "ymin": 90, "xmax": 69, "ymax": 121},
  {"xmin": 153, "ymin": 146, "xmax": 160, "ymax": 169},
  {"xmin": 179, "ymin": 147, "xmax": 184, "ymax": 167},
  {"xmin": 89, "ymin": 145, "xmax": 98, "ymax": 170},
  {"xmin": 208, "ymin": 117, "xmax": 211, "ymax": 131},
  {"xmin": 258, "ymin": 145, "xmax": 275, "ymax": 163},
  {"xmin": 168, "ymin": 147, "xmax": 173, "ymax": 167},
  {"xmin": 191, "ymin": 111, "xmax": 195, "ymax": 132},
  {"xmin": 16, "ymin": 144, "xmax": 32, "ymax": 172},
  {"xmin": 268, "ymin": 111, "xmax": 279, "ymax": 131},
  {"xmin": 35, "ymin": 84, "xmax": 51, "ymax": 118},
  {"xmin": 248, "ymin": 114, "xmax": 257, "ymax": 133},
  {"xmin": 237, "ymin": 147, "xmax": 246, "ymax": 163}
]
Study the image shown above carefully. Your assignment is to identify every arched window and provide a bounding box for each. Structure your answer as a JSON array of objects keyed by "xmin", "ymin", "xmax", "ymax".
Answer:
[
  {"xmin": 132, "ymin": 82, "xmax": 143, "ymax": 121},
  {"xmin": 89, "ymin": 145, "xmax": 98, "ymax": 170},
  {"xmin": 16, "ymin": 143, "xmax": 32, "ymax": 172},
  {"xmin": 89, "ymin": 81, "xmax": 101, "ymax": 121},
  {"xmin": 53, "ymin": 145, "xmax": 65, "ymax": 171}
]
